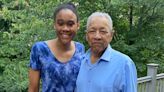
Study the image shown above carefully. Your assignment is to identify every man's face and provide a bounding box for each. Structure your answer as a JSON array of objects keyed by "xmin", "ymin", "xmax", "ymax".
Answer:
[{"xmin": 86, "ymin": 16, "xmax": 113, "ymax": 55}]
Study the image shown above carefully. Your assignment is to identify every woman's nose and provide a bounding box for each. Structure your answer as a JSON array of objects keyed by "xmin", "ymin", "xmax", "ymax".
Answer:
[{"xmin": 63, "ymin": 25, "xmax": 69, "ymax": 31}]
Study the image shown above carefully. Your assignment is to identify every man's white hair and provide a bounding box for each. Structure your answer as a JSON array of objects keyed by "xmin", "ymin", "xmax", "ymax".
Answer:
[{"xmin": 86, "ymin": 12, "xmax": 113, "ymax": 32}]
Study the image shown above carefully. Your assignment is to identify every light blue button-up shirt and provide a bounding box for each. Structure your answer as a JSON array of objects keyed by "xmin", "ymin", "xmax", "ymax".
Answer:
[{"xmin": 76, "ymin": 45, "xmax": 137, "ymax": 92}]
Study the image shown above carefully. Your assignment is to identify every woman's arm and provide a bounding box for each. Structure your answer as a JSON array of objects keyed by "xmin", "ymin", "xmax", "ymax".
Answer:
[{"xmin": 28, "ymin": 68, "xmax": 40, "ymax": 92}]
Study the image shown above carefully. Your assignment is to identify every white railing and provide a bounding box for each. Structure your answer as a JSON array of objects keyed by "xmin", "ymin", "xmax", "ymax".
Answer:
[{"xmin": 137, "ymin": 63, "xmax": 164, "ymax": 92}]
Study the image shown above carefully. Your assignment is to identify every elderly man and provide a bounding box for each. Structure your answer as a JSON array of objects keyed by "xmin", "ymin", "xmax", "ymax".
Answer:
[{"xmin": 76, "ymin": 12, "xmax": 137, "ymax": 92}]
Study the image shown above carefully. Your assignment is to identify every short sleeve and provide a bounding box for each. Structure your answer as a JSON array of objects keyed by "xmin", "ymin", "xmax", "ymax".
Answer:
[
  {"xmin": 75, "ymin": 42, "xmax": 85, "ymax": 54},
  {"xmin": 29, "ymin": 43, "xmax": 41, "ymax": 70},
  {"xmin": 80, "ymin": 44, "xmax": 85, "ymax": 55}
]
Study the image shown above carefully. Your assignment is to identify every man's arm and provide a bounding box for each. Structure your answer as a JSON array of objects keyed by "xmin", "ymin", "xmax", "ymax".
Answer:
[{"xmin": 124, "ymin": 61, "xmax": 137, "ymax": 92}]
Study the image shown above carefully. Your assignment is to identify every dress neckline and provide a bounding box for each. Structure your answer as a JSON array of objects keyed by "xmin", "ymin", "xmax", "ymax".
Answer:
[{"xmin": 43, "ymin": 41, "xmax": 77, "ymax": 64}]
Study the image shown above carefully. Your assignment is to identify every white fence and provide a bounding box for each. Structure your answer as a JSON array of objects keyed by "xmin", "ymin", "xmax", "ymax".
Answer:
[{"xmin": 137, "ymin": 63, "xmax": 164, "ymax": 92}]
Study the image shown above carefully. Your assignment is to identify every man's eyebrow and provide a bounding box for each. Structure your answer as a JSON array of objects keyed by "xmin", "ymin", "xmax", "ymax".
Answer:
[{"xmin": 100, "ymin": 27, "xmax": 106, "ymax": 29}]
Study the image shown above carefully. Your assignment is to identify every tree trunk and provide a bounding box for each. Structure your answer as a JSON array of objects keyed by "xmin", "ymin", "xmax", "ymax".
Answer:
[{"xmin": 129, "ymin": 4, "xmax": 133, "ymax": 31}]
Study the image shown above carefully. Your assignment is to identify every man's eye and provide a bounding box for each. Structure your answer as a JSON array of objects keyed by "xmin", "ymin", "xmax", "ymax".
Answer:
[
  {"xmin": 88, "ymin": 31, "xmax": 96, "ymax": 35},
  {"xmin": 100, "ymin": 29, "xmax": 108, "ymax": 34},
  {"xmin": 88, "ymin": 30, "xmax": 96, "ymax": 33}
]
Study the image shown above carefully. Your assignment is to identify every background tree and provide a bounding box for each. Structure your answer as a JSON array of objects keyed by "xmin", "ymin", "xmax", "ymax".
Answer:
[{"xmin": 0, "ymin": 0, "xmax": 163, "ymax": 91}]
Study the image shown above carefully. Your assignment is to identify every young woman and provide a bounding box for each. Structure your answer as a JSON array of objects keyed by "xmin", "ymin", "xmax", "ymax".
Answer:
[{"xmin": 28, "ymin": 2, "xmax": 84, "ymax": 92}]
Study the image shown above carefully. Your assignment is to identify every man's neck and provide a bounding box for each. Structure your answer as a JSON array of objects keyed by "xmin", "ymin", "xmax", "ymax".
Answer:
[{"xmin": 90, "ymin": 52, "xmax": 102, "ymax": 64}]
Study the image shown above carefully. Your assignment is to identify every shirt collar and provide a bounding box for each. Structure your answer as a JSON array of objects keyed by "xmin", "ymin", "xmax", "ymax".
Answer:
[
  {"xmin": 85, "ymin": 44, "xmax": 112, "ymax": 63},
  {"xmin": 100, "ymin": 45, "xmax": 112, "ymax": 62}
]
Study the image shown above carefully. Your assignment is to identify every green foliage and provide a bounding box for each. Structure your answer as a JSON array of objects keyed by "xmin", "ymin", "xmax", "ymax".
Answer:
[
  {"xmin": 0, "ymin": 0, "xmax": 163, "ymax": 91},
  {"xmin": 0, "ymin": 59, "xmax": 28, "ymax": 92},
  {"xmin": 0, "ymin": 0, "xmax": 59, "ymax": 91}
]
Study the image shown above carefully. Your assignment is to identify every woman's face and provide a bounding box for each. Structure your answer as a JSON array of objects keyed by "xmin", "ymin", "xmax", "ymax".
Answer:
[{"xmin": 54, "ymin": 9, "xmax": 79, "ymax": 44}]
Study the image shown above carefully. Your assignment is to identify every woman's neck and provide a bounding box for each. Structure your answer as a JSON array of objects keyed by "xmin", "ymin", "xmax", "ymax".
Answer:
[{"xmin": 55, "ymin": 38, "xmax": 72, "ymax": 51}]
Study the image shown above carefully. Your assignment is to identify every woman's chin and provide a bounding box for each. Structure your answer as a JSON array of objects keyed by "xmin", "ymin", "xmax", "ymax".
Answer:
[{"xmin": 61, "ymin": 39, "xmax": 72, "ymax": 45}]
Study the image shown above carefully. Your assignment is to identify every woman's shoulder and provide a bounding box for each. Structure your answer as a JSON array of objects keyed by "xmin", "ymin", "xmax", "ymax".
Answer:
[
  {"xmin": 32, "ymin": 41, "xmax": 47, "ymax": 48},
  {"xmin": 74, "ymin": 41, "xmax": 83, "ymax": 45},
  {"xmin": 74, "ymin": 41, "xmax": 85, "ymax": 52},
  {"xmin": 74, "ymin": 41, "xmax": 84, "ymax": 48},
  {"xmin": 31, "ymin": 41, "xmax": 48, "ymax": 52}
]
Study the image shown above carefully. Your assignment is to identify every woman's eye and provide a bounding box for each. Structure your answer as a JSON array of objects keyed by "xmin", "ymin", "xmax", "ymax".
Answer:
[
  {"xmin": 57, "ymin": 20, "xmax": 64, "ymax": 26},
  {"xmin": 67, "ymin": 21, "xmax": 75, "ymax": 27}
]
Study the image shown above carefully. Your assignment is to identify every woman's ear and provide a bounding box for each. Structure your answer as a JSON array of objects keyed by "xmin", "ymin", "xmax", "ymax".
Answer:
[
  {"xmin": 77, "ymin": 22, "xmax": 80, "ymax": 30},
  {"xmin": 53, "ymin": 24, "xmax": 56, "ymax": 29}
]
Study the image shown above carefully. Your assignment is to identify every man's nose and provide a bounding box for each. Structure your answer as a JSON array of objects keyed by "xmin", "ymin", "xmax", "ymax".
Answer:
[{"xmin": 94, "ymin": 31, "xmax": 101, "ymax": 39}]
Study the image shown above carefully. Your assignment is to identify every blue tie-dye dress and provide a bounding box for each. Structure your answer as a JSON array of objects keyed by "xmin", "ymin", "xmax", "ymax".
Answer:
[{"xmin": 29, "ymin": 41, "xmax": 85, "ymax": 92}]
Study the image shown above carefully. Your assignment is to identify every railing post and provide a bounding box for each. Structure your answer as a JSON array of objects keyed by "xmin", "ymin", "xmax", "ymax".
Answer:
[{"xmin": 147, "ymin": 63, "xmax": 159, "ymax": 92}]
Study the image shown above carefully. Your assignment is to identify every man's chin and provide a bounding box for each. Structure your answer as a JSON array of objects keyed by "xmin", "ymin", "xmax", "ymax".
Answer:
[
  {"xmin": 90, "ymin": 44, "xmax": 100, "ymax": 49},
  {"xmin": 91, "ymin": 48, "xmax": 104, "ymax": 54}
]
